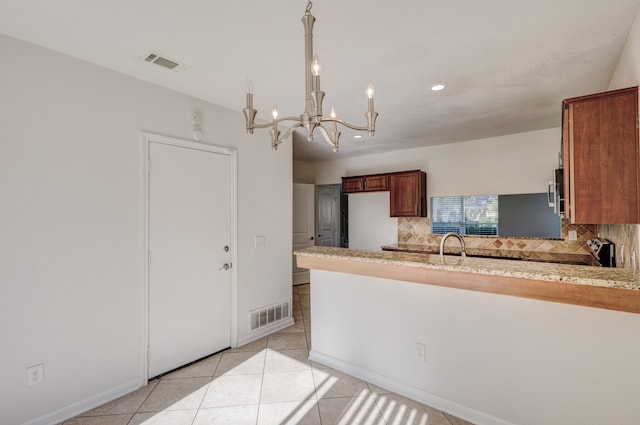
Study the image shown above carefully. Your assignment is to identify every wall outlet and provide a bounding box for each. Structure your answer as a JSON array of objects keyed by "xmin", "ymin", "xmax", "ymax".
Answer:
[
  {"xmin": 26, "ymin": 364, "xmax": 44, "ymax": 387},
  {"xmin": 568, "ymin": 230, "xmax": 578, "ymax": 241},
  {"xmin": 415, "ymin": 342, "xmax": 426, "ymax": 362},
  {"xmin": 255, "ymin": 236, "xmax": 266, "ymax": 248}
]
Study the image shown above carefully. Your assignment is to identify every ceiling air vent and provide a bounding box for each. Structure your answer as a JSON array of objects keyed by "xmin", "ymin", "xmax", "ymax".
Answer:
[{"xmin": 141, "ymin": 51, "xmax": 187, "ymax": 72}]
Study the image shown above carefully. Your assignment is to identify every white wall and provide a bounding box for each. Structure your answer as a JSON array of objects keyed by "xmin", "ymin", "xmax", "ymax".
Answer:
[
  {"xmin": 311, "ymin": 270, "xmax": 640, "ymax": 425},
  {"xmin": 315, "ymin": 128, "xmax": 560, "ymax": 245},
  {"xmin": 0, "ymin": 34, "xmax": 292, "ymax": 425},
  {"xmin": 315, "ymin": 128, "xmax": 560, "ymax": 194},
  {"xmin": 609, "ymin": 5, "xmax": 640, "ymax": 90},
  {"xmin": 348, "ymin": 192, "xmax": 398, "ymax": 250}
]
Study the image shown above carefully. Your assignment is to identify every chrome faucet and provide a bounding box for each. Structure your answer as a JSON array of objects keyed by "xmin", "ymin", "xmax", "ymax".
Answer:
[{"xmin": 439, "ymin": 232, "xmax": 466, "ymax": 258}]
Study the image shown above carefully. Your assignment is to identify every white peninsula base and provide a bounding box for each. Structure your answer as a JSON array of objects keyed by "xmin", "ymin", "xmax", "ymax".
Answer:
[{"xmin": 308, "ymin": 269, "xmax": 640, "ymax": 425}]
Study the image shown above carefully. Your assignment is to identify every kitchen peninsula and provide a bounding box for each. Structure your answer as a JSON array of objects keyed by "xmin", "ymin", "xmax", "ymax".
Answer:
[{"xmin": 295, "ymin": 246, "xmax": 640, "ymax": 425}]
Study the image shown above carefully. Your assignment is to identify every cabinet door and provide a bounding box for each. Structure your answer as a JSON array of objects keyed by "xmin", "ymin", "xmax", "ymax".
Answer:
[
  {"xmin": 341, "ymin": 176, "xmax": 363, "ymax": 193},
  {"xmin": 389, "ymin": 171, "xmax": 427, "ymax": 217},
  {"xmin": 565, "ymin": 87, "xmax": 639, "ymax": 224},
  {"xmin": 363, "ymin": 174, "xmax": 389, "ymax": 191}
]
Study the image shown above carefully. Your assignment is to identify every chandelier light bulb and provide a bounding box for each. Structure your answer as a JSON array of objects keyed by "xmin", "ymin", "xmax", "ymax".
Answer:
[
  {"xmin": 312, "ymin": 56, "xmax": 321, "ymax": 76},
  {"xmin": 330, "ymin": 105, "xmax": 337, "ymax": 118},
  {"xmin": 366, "ymin": 83, "xmax": 375, "ymax": 99},
  {"xmin": 272, "ymin": 106, "xmax": 279, "ymax": 120}
]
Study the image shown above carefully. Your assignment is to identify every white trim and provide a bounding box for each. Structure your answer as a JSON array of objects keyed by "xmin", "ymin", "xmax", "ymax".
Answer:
[
  {"xmin": 22, "ymin": 379, "xmax": 140, "ymax": 425},
  {"xmin": 140, "ymin": 132, "xmax": 238, "ymax": 385},
  {"xmin": 308, "ymin": 350, "xmax": 512, "ymax": 425}
]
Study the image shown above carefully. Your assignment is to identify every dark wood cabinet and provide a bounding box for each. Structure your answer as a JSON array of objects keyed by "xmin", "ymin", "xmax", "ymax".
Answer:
[
  {"xmin": 341, "ymin": 176, "xmax": 364, "ymax": 193},
  {"xmin": 389, "ymin": 170, "xmax": 427, "ymax": 217},
  {"xmin": 562, "ymin": 86, "xmax": 640, "ymax": 224},
  {"xmin": 364, "ymin": 174, "xmax": 389, "ymax": 191},
  {"xmin": 341, "ymin": 174, "xmax": 388, "ymax": 193},
  {"xmin": 342, "ymin": 170, "xmax": 427, "ymax": 217}
]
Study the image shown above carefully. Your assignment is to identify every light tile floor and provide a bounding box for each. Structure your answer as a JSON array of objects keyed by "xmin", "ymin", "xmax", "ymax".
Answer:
[{"xmin": 61, "ymin": 284, "xmax": 473, "ymax": 425}]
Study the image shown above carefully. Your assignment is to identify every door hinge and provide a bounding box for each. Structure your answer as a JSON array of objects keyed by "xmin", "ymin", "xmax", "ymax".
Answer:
[
  {"xmin": 148, "ymin": 158, "xmax": 151, "ymax": 173},
  {"xmin": 148, "ymin": 251, "xmax": 152, "ymax": 265}
]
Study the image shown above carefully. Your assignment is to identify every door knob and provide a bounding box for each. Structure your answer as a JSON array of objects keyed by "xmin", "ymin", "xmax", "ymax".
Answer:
[
  {"xmin": 309, "ymin": 236, "xmax": 314, "ymax": 240},
  {"xmin": 223, "ymin": 245, "xmax": 230, "ymax": 252},
  {"xmin": 220, "ymin": 263, "xmax": 231, "ymax": 271}
]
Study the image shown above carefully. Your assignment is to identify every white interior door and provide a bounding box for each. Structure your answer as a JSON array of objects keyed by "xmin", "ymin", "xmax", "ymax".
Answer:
[
  {"xmin": 293, "ymin": 183, "xmax": 315, "ymax": 285},
  {"xmin": 316, "ymin": 185, "xmax": 340, "ymax": 247},
  {"xmin": 148, "ymin": 140, "xmax": 232, "ymax": 378}
]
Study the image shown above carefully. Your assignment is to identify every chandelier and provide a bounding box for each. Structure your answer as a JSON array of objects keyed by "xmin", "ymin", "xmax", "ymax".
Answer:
[{"xmin": 242, "ymin": 0, "xmax": 378, "ymax": 152}]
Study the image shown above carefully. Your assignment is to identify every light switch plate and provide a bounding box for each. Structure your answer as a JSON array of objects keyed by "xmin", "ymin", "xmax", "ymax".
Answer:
[
  {"xmin": 255, "ymin": 236, "xmax": 266, "ymax": 248},
  {"xmin": 568, "ymin": 230, "xmax": 578, "ymax": 241}
]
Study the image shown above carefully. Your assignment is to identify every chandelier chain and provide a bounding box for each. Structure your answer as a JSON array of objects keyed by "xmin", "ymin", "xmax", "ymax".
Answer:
[{"xmin": 305, "ymin": 0, "xmax": 313, "ymax": 14}]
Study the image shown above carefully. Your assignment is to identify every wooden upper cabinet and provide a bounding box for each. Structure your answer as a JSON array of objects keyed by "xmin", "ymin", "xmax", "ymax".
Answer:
[
  {"xmin": 363, "ymin": 174, "xmax": 389, "ymax": 191},
  {"xmin": 342, "ymin": 170, "xmax": 427, "ymax": 217},
  {"xmin": 342, "ymin": 174, "xmax": 388, "ymax": 193},
  {"xmin": 563, "ymin": 86, "xmax": 640, "ymax": 224},
  {"xmin": 341, "ymin": 176, "xmax": 364, "ymax": 193},
  {"xmin": 389, "ymin": 170, "xmax": 427, "ymax": 217}
]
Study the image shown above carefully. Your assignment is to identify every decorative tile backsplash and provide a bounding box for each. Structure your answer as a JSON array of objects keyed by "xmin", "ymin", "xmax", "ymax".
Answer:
[
  {"xmin": 397, "ymin": 217, "xmax": 596, "ymax": 255},
  {"xmin": 397, "ymin": 218, "xmax": 640, "ymax": 269}
]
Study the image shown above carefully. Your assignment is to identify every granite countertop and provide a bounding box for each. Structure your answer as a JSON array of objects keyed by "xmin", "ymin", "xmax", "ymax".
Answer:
[
  {"xmin": 296, "ymin": 246, "xmax": 640, "ymax": 291},
  {"xmin": 381, "ymin": 243, "xmax": 599, "ymax": 266}
]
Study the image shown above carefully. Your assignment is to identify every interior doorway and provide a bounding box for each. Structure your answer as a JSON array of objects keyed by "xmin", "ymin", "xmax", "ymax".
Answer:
[
  {"xmin": 340, "ymin": 189, "xmax": 349, "ymax": 248},
  {"xmin": 316, "ymin": 184, "xmax": 345, "ymax": 247},
  {"xmin": 292, "ymin": 183, "xmax": 315, "ymax": 285},
  {"xmin": 143, "ymin": 133, "xmax": 237, "ymax": 380}
]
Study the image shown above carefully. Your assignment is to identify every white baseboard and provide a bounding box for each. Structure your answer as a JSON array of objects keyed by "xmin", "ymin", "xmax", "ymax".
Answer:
[
  {"xmin": 236, "ymin": 317, "xmax": 295, "ymax": 347},
  {"xmin": 308, "ymin": 350, "xmax": 511, "ymax": 425},
  {"xmin": 22, "ymin": 378, "xmax": 141, "ymax": 425}
]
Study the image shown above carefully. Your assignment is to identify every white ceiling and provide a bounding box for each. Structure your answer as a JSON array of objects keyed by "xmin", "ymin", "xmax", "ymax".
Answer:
[{"xmin": 1, "ymin": 0, "xmax": 639, "ymax": 162}]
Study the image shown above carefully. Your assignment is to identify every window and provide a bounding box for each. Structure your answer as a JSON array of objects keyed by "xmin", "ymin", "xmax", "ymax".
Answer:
[{"xmin": 431, "ymin": 195, "xmax": 498, "ymax": 236}]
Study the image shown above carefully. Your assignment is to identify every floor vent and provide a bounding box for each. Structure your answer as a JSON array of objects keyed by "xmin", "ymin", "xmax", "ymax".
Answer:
[
  {"xmin": 250, "ymin": 301, "xmax": 290, "ymax": 331},
  {"xmin": 140, "ymin": 51, "xmax": 187, "ymax": 72}
]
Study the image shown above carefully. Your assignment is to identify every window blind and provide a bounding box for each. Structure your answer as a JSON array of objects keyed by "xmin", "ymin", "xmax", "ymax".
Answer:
[{"xmin": 431, "ymin": 195, "xmax": 498, "ymax": 236}]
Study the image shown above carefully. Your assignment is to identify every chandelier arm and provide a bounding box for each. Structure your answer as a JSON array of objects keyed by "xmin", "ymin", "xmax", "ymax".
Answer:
[
  {"xmin": 251, "ymin": 116, "xmax": 302, "ymax": 130},
  {"xmin": 316, "ymin": 124, "xmax": 338, "ymax": 150},
  {"xmin": 280, "ymin": 121, "xmax": 304, "ymax": 141},
  {"xmin": 320, "ymin": 117, "xmax": 368, "ymax": 132}
]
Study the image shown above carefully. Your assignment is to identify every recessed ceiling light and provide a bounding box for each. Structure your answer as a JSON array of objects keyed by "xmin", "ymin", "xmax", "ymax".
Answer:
[
  {"xmin": 354, "ymin": 135, "xmax": 363, "ymax": 139},
  {"xmin": 431, "ymin": 83, "xmax": 447, "ymax": 91}
]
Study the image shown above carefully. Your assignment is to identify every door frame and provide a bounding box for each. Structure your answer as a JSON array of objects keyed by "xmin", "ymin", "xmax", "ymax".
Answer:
[
  {"xmin": 292, "ymin": 183, "xmax": 315, "ymax": 285},
  {"xmin": 140, "ymin": 132, "xmax": 238, "ymax": 385}
]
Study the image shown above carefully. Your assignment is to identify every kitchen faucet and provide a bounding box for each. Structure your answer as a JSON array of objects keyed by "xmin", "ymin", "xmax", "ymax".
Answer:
[{"xmin": 439, "ymin": 232, "xmax": 466, "ymax": 258}]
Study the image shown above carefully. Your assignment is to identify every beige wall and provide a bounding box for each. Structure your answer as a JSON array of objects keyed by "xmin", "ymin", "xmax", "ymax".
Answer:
[{"xmin": 293, "ymin": 160, "xmax": 316, "ymax": 184}]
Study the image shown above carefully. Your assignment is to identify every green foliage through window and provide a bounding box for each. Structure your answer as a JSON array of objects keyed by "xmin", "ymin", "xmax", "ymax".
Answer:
[{"xmin": 431, "ymin": 195, "xmax": 498, "ymax": 236}]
